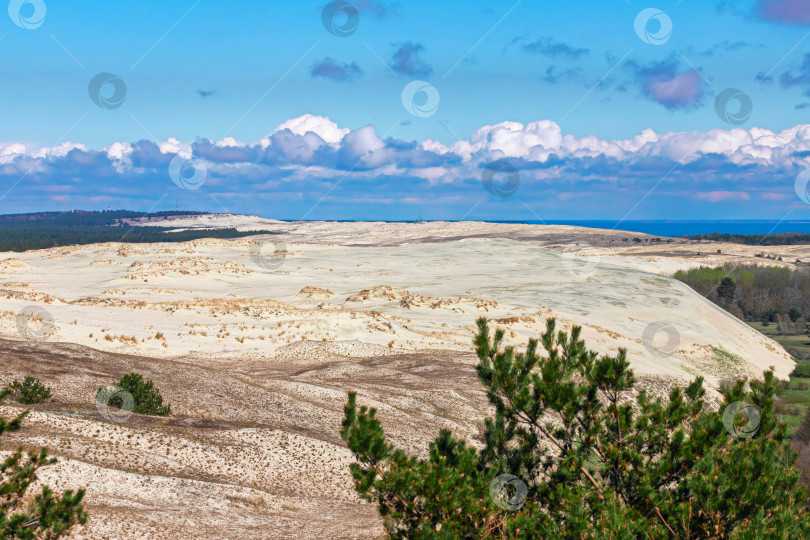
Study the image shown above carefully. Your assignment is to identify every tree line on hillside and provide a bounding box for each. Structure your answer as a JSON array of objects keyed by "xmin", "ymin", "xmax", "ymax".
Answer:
[
  {"xmin": 673, "ymin": 264, "xmax": 810, "ymax": 325},
  {"xmin": 686, "ymin": 232, "xmax": 810, "ymax": 245},
  {"xmin": 0, "ymin": 210, "xmax": 207, "ymax": 229},
  {"xmin": 0, "ymin": 227, "xmax": 277, "ymax": 252}
]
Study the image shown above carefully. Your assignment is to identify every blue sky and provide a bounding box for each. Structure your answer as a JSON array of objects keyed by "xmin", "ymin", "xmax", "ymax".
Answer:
[{"xmin": 3, "ymin": 0, "xmax": 810, "ymax": 221}]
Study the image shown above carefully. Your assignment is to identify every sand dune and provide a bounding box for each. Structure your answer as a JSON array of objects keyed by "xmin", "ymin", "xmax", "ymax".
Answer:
[
  {"xmin": 0, "ymin": 220, "xmax": 801, "ymax": 538},
  {"xmin": 0, "ymin": 230, "xmax": 795, "ymax": 387}
]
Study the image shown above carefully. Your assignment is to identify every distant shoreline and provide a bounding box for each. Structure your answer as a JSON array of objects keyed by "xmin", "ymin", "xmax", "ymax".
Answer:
[
  {"xmin": 512, "ymin": 220, "xmax": 810, "ymax": 238},
  {"xmin": 244, "ymin": 219, "xmax": 810, "ymax": 238},
  {"xmin": 3, "ymin": 210, "xmax": 810, "ymax": 238}
]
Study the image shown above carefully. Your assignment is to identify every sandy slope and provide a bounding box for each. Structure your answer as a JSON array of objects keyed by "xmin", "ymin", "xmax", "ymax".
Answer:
[
  {"xmin": 0, "ymin": 228, "xmax": 795, "ymax": 386},
  {"xmin": 0, "ymin": 219, "xmax": 801, "ymax": 538},
  {"xmin": 2, "ymin": 340, "xmax": 481, "ymax": 538}
]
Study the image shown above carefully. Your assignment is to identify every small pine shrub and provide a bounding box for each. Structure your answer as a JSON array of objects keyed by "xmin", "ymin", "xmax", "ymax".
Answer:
[
  {"xmin": 96, "ymin": 373, "xmax": 171, "ymax": 417},
  {"xmin": 0, "ymin": 386, "xmax": 87, "ymax": 535},
  {"xmin": 10, "ymin": 376, "xmax": 53, "ymax": 404}
]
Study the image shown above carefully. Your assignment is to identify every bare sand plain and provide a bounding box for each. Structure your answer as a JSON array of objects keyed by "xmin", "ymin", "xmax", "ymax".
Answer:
[{"xmin": 0, "ymin": 217, "xmax": 804, "ymax": 538}]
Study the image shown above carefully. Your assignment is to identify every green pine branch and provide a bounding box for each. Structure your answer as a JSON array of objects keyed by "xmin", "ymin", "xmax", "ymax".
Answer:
[{"xmin": 340, "ymin": 317, "xmax": 810, "ymax": 538}]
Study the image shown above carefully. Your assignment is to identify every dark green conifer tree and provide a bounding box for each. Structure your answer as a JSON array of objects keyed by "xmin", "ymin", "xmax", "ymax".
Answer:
[
  {"xmin": 717, "ymin": 277, "xmax": 736, "ymax": 304},
  {"xmin": 341, "ymin": 318, "xmax": 810, "ymax": 538}
]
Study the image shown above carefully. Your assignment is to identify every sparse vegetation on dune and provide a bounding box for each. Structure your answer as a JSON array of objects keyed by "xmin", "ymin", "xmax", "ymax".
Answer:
[
  {"xmin": 342, "ymin": 318, "xmax": 810, "ymax": 538},
  {"xmin": 0, "ymin": 385, "xmax": 87, "ymax": 537}
]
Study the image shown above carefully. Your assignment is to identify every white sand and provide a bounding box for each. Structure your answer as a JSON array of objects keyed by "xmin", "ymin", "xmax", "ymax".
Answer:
[{"xmin": 0, "ymin": 220, "xmax": 798, "ymax": 387}]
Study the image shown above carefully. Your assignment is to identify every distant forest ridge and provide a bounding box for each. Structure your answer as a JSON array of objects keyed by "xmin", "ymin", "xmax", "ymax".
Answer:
[
  {"xmin": 0, "ymin": 227, "xmax": 280, "ymax": 252},
  {"xmin": 0, "ymin": 210, "xmax": 210, "ymax": 229},
  {"xmin": 686, "ymin": 233, "xmax": 810, "ymax": 245},
  {"xmin": 0, "ymin": 211, "xmax": 277, "ymax": 252}
]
